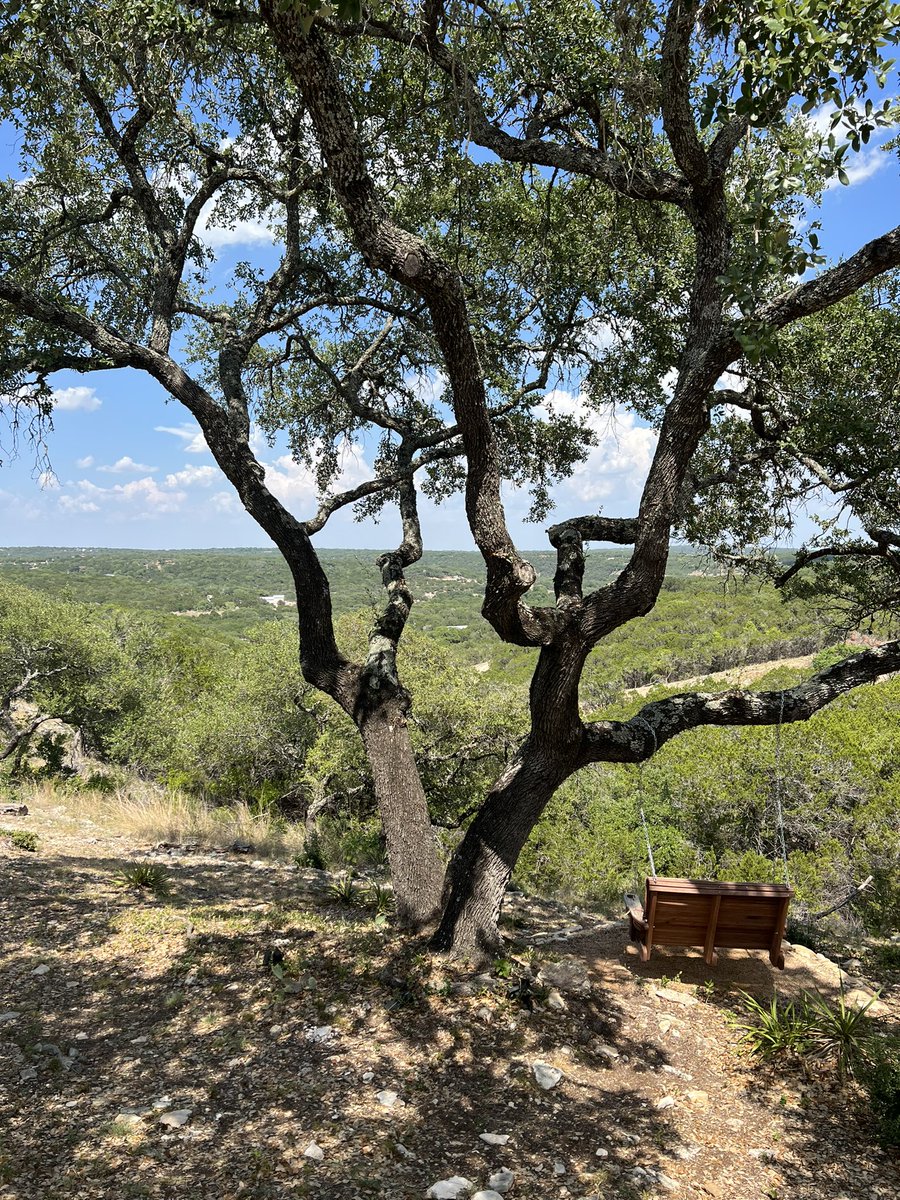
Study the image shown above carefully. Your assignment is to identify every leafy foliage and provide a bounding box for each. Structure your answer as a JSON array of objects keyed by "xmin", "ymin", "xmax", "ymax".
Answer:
[
  {"xmin": 1, "ymin": 827, "xmax": 38, "ymax": 851},
  {"xmin": 117, "ymin": 861, "xmax": 170, "ymax": 894}
]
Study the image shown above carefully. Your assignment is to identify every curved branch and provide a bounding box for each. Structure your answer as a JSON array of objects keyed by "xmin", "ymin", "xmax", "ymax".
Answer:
[
  {"xmin": 725, "ymin": 224, "xmax": 900, "ymax": 350},
  {"xmin": 350, "ymin": 11, "xmax": 690, "ymax": 206},
  {"xmin": 776, "ymin": 530, "xmax": 900, "ymax": 588},
  {"xmin": 258, "ymin": 9, "xmax": 555, "ymax": 647},
  {"xmin": 579, "ymin": 638, "xmax": 900, "ymax": 766}
]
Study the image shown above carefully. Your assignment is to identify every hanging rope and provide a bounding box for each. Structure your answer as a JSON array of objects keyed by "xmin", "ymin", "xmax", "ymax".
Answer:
[
  {"xmin": 635, "ymin": 717, "xmax": 658, "ymax": 879},
  {"xmin": 640, "ymin": 802, "xmax": 657, "ymax": 878},
  {"xmin": 773, "ymin": 690, "xmax": 791, "ymax": 887}
]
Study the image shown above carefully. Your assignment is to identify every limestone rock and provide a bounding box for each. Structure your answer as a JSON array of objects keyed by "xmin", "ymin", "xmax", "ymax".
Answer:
[
  {"xmin": 532, "ymin": 1061, "xmax": 562, "ymax": 1090},
  {"xmin": 159, "ymin": 1109, "xmax": 191, "ymax": 1128},
  {"xmin": 426, "ymin": 1177, "xmax": 475, "ymax": 1199}
]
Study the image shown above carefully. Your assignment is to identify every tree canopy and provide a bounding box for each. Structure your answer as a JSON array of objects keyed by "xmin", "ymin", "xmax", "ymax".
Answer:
[{"xmin": 1, "ymin": 0, "xmax": 900, "ymax": 953}]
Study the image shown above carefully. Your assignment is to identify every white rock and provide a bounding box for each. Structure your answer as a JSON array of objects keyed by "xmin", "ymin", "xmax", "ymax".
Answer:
[
  {"xmin": 395, "ymin": 1142, "xmax": 415, "ymax": 1159},
  {"xmin": 478, "ymin": 1132, "xmax": 510, "ymax": 1146},
  {"xmin": 20, "ymin": 1066, "xmax": 37, "ymax": 1080},
  {"xmin": 532, "ymin": 1061, "xmax": 562, "ymax": 1090},
  {"xmin": 0, "ymin": 1012, "xmax": 21, "ymax": 1024},
  {"xmin": 653, "ymin": 987, "xmax": 697, "ymax": 1007},
  {"xmin": 426, "ymin": 1177, "xmax": 475, "ymax": 1199},
  {"xmin": 656, "ymin": 1095, "xmax": 676, "ymax": 1110},
  {"xmin": 113, "ymin": 1113, "xmax": 143, "ymax": 1127},
  {"xmin": 152, "ymin": 1096, "xmax": 173, "ymax": 1111},
  {"xmin": 546, "ymin": 989, "xmax": 568, "ymax": 1012},
  {"xmin": 472, "ymin": 1192, "xmax": 504, "ymax": 1200},
  {"xmin": 306, "ymin": 1025, "xmax": 334, "ymax": 1043},
  {"xmin": 656, "ymin": 1171, "xmax": 681, "ymax": 1191},
  {"xmin": 303, "ymin": 1141, "xmax": 324, "ymax": 1161},
  {"xmin": 488, "ymin": 1168, "xmax": 514, "ymax": 1193},
  {"xmin": 376, "ymin": 1089, "xmax": 401, "ymax": 1108},
  {"xmin": 595, "ymin": 1148, "xmax": 609, "ymax": 1158},
  {"xmin": 159, "ymin": 1109, "xmax": 191, "ymax": 1128},
  {"xmin": 594, "ymin": 1043, "xmax": 619, "ymax": 1061},
  {"xmin": 130, "ymin": 1036, "xmax": 148, "ymax": 1045},
  {"xmin": 362, "ymin": 1071, "xmax": 375, "ymax": 1082},
  {"xmin": 552, "ymin": 1160, "xmax": 566, "ymax": 1175},
  {"xmin": 31, "ymin": 964, "xmax": 50, "ymax": 976}
]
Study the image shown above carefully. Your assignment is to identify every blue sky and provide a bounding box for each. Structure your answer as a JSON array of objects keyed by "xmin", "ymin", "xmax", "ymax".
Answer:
[{"xmin": 1, "ymin": 102, "xmax": 898, "ymax": 552}]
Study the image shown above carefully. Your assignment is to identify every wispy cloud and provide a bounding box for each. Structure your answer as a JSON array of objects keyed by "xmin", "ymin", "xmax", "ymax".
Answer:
[
  {"xmin": 155, "ymin": 423, "xmax": 209, "ymax": 455},
  {"xmin": 98, "ymin": 456, "xmax": 157, "ymax": 475},
  {"xmin": 164, "ymin": 465, "xmax": 220, "ymax": 488},
  {"xmin": 52, "ymin": 386, "xmax": 101, "ymax": 412}
]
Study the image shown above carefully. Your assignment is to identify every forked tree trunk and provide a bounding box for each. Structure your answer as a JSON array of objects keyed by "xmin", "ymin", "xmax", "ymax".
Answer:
[
  {"xmin": 430, "ymin": 747, "xmax": 570, "ymax": 956},
  {"xmin": 358, "ymin": 698, "xmax": 446, "ymax": 929}
]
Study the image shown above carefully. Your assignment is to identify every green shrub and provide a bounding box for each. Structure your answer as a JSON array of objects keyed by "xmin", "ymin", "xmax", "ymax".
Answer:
[
  {"xmin": 803, "ymin": 987, "xmax": 878, "ymax": 1082},
  {"xmin": 737, "ymin": 988, "xmax": 877, "ymax": 1081},
  {"xmin": 365, "ymin": 882, "xmax": 394, "ymax": 916},
  {"xmin": 294, "ymin": 830, "xmax": 326, "ymax": 870},
  {"xmin": 874, "ymin": 943, "xmax": 900, "ymax": 971},
  {"xmin": 858, "ymin": 1035, "xmax": 900, "ymax": 1147},
  {"xmin": 117, "ymin": 862, "xmax": 170, "ymax": 895},
  {"xmin": 327, "ymin": 872, "xmax": 358, "ymax": 906},
  {"xmin": 1, "ymin": 829, "xmax": 39, "ymax": 852},
  {"xmin": 737, "ymin": 993, "xmax": 813, "ymax": 1061}
]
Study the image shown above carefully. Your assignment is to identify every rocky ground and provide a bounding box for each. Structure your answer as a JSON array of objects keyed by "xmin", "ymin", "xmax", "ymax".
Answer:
[{"xmin": 1, "ymin": 798, "xmax": 898, "ymax": 1200}]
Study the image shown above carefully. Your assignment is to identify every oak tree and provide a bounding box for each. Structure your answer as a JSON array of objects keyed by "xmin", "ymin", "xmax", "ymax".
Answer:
[{"xmin": 2, "ymin": 0, "xmax": 900, "ymax": 953}]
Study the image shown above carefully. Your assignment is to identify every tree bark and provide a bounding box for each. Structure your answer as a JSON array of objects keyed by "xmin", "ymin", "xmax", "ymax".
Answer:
[
  {"xmin": 430, "ymin": 745, "xmax": 570, "ymax": 956},
  {"xmin": 357, "ymin": 695, "xmax": 445, "ymax": 928}
]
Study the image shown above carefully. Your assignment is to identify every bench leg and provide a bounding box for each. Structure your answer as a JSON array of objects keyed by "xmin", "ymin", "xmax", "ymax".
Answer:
[{"xmin": 703, "ymin": 896, "xmax": 721, "ymax": 968}]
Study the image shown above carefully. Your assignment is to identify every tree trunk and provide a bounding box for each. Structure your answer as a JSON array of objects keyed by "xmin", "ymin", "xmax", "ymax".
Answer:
[
  {"xmin": 358, "ymin": 698, "xmax": 446, "ymax": 929},
  {"xmin": 430, "ymin": 747, "xmax": 568, "ymax": 957}
]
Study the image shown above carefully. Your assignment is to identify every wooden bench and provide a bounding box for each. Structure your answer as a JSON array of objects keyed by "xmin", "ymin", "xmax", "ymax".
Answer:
[{"xmin": 625, "ymin": 877, "xmax": 792, "ymax": 969}]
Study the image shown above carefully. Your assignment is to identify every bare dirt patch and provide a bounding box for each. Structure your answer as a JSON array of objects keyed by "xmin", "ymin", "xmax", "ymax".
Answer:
[{"xmin": 1, "ymin": 799, "xmax": 897, "ymax": 1200}]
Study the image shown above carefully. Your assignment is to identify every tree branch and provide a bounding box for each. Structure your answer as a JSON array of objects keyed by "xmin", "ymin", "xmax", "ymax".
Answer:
[
  {"xmin": 579, "ymin": 639, "xmax": 900, "ymax": 766},
  {"xmin": 660, "ymin": 0, "xmax": 708, "ymax": 184}
]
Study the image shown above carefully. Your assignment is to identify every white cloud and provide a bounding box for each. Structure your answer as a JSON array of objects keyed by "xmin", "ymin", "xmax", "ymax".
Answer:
[
  {"xmin": 196, "ymin": 199, "xmax": 275, "ymax": 248},
  {"xmin": 539, "ymin": 389, "xmax": 658, "ymax": 511},
  {"xmin": 52, "ymin": 386, "xmax": 101, "ymax": 412},
  {"xmin": 834, "ymin": 145, "xmax": 891, "ymax": 189},
  {"xmin": 98, "ymin": 455, "xmax": 158, "ymax": 475},
  {"xmin": 155, "ymin": 423, "xmax": 209, "ymax": 455},
  {"xmin": 262, "ymin": 441, "xmax": 373, "ymax": 509},
  {"xmin": 211, "ymin": 490, "xmax": 240, "ymax": 513},
  {"xmin": 58, "ymin": 493, "xmax": 100, "ymax": 514},
  {"xmin": 58, "ymin": 476, "xmax": 187, "ymax": 517},
  {"xmin": 75, "ymin": 455, "xmax": 95, "ymax": 468},
  {"xmin": 164, "ymin": 465, "xmax": 220, "ymax": 488},
  {"xmin": 37, "ymin": 470, "xmax": 59, "ymax": 490}
]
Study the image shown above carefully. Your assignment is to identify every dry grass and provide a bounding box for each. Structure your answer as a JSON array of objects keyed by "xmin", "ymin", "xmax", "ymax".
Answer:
[{"xmin": 17, "ymin": 779, "xmax": 310, "ymax": 859}]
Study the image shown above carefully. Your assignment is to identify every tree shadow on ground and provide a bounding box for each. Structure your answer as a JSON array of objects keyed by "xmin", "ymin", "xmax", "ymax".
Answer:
[{"xmin": 2, "ymin": 848, "xmax": 688, "ymax": 1200}]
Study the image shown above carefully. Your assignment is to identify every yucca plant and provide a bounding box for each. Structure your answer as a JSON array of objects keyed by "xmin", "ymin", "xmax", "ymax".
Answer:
[
  {"xmin": 804, "ymin": 986, "xmax": 878, "ymax": 1083},
  {"xmin": 736, "ymin": 992, "xmax": 813, "ymax": 1061},
  {"xmin": 117, "ymin": 862, "xmax": 170, "ymax": 895},
  {"xmin": 327, "ymin": 872, "xmax": 357, "ymax": 906},
  {"xmin": 365, "ymin": 882, "xmax": 394, "ymax": 917}
]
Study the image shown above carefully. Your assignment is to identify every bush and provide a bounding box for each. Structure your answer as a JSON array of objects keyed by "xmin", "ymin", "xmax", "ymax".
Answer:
[
  {"xmin": 859, "ymin": 1035, "xmax": 900, "ymax": 1147},
  {"xmin": 737, "ymin": 993, "xmax": 813, "ymax": 1061},
  {"xmin": 117, "ymin": 862, "xmax": 170, "ymax": 895},
  {"xmin": 737, "ymin": 988, "xmax": 878, "ymax": 1082},
  {"xmin": 1, "ymin": 829, "xmax": 39, "ymax": 852}
]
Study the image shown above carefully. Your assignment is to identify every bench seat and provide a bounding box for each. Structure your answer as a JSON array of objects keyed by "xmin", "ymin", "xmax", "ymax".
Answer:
[{"xmin": 625, "ymin": 877, "xmax": 792, "ymax": 969}]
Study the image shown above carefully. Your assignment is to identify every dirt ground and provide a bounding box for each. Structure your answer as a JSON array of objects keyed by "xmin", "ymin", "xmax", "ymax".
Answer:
[{"xmin": 1, "ymin": 798, "xmax": 897, "ymax": 1200}]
